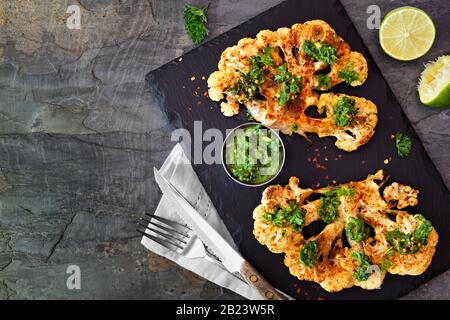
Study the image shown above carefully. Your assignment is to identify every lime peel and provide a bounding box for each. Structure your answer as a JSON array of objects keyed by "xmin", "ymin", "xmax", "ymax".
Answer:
[{"xmin": 418, "ymin": 55, "xmax": 450, "ymax": 108}]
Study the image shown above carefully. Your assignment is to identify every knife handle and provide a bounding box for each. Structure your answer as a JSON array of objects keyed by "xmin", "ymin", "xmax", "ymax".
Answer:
[{"xmin": 240, "ymin": 260, "xmax": 287, "ymax": 300}]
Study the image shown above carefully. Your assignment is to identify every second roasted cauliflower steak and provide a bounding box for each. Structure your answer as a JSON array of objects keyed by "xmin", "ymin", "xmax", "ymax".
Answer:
[{"xmin": 253, "ymin": 171, "xmax": 438, "ymax": 292}]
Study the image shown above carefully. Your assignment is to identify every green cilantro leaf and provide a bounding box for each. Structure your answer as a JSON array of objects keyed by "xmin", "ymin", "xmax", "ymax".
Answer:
[
  {"xmin": 299, "ymin": 240, "xmax": 319, "ymax": 268},
  {"xmin": 275, "ymin": 63, "xmax": 302, "ymax": 106},
  {"xmin": 333, "ymin": 96, "xmax": 357, "ymax": 127},
  {"xmin": 318, "ymin": 187, "xmax": 355, "ymax": 224},
  {"xmin": 395, "ymin": 132, "xmax": 412, "ymax": 158},
  {"xmin": 346, "ymin": 217, "xmax": 370, "ymax": 243},
  {"xmin": 316, "ymin": 74, "xmax": 331, "ymax": 90},
  {"xmin": 380, "ymin": 258, "xmax": 393, "ymax": 272},
  {"xmin": 413, "ymin": 214, "xmax": 433, "ymax": 244},
  {"xmin": 263, "ymin": 202, "xmax": 306, "ymax": 232},
  {"xmin": 351, "ymin": 251, "xmax": 373, "ymax": 281},
  {"xmin": 338, "ymin": 62, "xmax": 359, "ymax": 84},
  {"xmin": 302, "ymin": 40, "xmax": 337, "ymax": 64}
]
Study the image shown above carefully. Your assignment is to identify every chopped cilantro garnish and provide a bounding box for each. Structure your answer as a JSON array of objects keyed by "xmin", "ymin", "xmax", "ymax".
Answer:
[
  {"xmin": 263, "ymin": 202, "xmax": 306, "ymax": 231},
  {"xmin": 413, "ymin": 214, "xmax": 433, "ymax": 244},
  {"xmin": 395, "ymin": 132, "xmax": 412, "ymax": 158},
  {"xmin": 351, "ymin": 251, "xmax": 373, "ymax": 281},
  {"xmin": 274, "ymin": 64, "xmax": 302, "ymax": 106},
  {"xmin": 299, "ymin": 240, "xmax": 319, "ymax": 268},
  {"xmin": 230, "ymin": 46, "xmax": 274, "ymax": 100},
  {"xmin": 346, "ymin": 217, "xmax": 370, "ymax": 243},
  {"xmin": 333, "ymin": 96, "xmax": 357, "ymax": 127},
  {"xmin": 384, "ymin": 215, "xmax": 432, "ymax": 255},
  {"xmin": 380, "ymin": 258, "xmax": 393, "ymax": 272},
  {"xmin": 318, "ymin": 187, "xmax": 355, "ymax": 224},
  {"xmin": 338, "ymin": 63, "xmax": 359, "ymax": 84},
  {"xmin": 316, "ymin": 74, "xmax": 331, "ymax": 90},
  {"xmin": 291, "ymin": 123, "xmax": 299, "ymax": 131},
  {"xmin": 302, "ymin": 40, "xmax": 337, "ymax": 64}
]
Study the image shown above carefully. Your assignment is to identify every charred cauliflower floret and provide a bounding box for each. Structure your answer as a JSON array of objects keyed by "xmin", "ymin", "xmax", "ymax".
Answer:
[
  {"xmin": 383, "ymin": 182, "xmax": 419, "ymax": 209},
  {"xmin": 208, "ymin": 20, "xmax": 377, "ymax": 152},
  {"xmin": 253, "ymin": 170, "xmax": 438, "ymax": 292}
]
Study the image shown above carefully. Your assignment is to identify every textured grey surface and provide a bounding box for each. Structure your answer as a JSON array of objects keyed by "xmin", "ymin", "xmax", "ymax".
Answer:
[{"xmin": 0, "ymin": 0, "xmax": 448, "ymax": 299}]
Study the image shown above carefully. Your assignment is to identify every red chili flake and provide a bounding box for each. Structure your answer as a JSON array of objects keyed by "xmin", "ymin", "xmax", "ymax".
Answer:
[
  {"xmin": 203, "ymin": 91, "xmax": 209, "ymax": 97},
  {"xmin": 296, "ymin": 288, "xmax": 302, "ymax": 295},
  {"xmin": 188, "ymin": 107, "xmax": 192, "ymax": 111},
  {"xmin": 317, "ymin": 297, "xmax": 325, "ymax": 300},
  {"xmin": 307, "ymin": 157, "xmax": 312, "ymax": 162},
  {"xmin": 314, "ymin": 148, "xmax": 319, "ymax": 152},
  {"xmin": 312, "ymin": 157, "xmax": 317, "ymax": 162},
  {"xmin": 197, "ymin": 101, "xmax": 202, "ymax": 105},
  {"xmin": 325, "ymin": 175, "xmax": 329, "ymax": 179}
]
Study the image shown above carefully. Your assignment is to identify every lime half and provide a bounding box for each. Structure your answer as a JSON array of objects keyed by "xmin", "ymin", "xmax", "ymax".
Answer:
[
  {"xmin": 379, "ymin": 7, "xmax": 435, "ymax": 61},
  {"xmin": 418, "ymin": 55, "xmax": 450, "ymax": 108}
]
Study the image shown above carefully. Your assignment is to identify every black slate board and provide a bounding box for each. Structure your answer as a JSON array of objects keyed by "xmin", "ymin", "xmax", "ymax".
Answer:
[{"xmin": 146, "ymin": 0, "xmax": 450, "ymax": 299}]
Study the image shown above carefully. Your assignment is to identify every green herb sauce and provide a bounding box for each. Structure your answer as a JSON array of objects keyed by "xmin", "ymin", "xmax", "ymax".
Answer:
[{"xmin": 225, "ymin": 124, "xmax": 283, "ymax": 185}]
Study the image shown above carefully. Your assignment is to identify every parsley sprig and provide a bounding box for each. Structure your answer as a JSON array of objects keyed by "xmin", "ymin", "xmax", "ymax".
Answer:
[
  {"xmin": 183, "ymin": 4, "xmax": 209, "ymax": 44},
  {"xmin": 395, "ymin": 132, "xmax": 412, "ymax": 158}
]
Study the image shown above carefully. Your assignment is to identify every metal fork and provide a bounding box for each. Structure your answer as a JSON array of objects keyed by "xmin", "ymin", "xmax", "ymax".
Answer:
[
  {"xmin": 138, "ymin": 213, "xmax": 276, "ymax": 290},
  {"xmin": 137, "ymin": 213, "xmax": 220, "ymax": 263}
]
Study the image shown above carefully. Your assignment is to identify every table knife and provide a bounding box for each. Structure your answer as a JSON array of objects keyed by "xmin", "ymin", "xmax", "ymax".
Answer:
[{"xmin": 154, "ymin": 168, "xmax": 286, "ymax": 300}]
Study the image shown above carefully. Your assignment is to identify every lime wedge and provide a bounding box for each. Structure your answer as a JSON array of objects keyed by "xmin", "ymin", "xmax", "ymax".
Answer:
[
  {"xmin": 379, "ymin": 7, "xmax": 435, "ymax": 61},
  {"xmin": 419, "ymin": 55, "xmax": 450, "ymax": 108}
]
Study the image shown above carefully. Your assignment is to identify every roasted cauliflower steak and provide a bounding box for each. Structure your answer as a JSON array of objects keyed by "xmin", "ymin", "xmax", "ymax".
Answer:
[
  {"xmin": 208, "ymin": 20, "xmax": 378, "ymax": 152},
  {"xmin": 253, "ymin": 170, "xmax": 438, "ymax": 292}
]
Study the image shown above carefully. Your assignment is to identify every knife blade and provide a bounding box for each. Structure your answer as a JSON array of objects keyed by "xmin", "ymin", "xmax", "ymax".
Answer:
[{"xmin": 153, "ymin": 167, "xmax": 286, "ymax": 300}]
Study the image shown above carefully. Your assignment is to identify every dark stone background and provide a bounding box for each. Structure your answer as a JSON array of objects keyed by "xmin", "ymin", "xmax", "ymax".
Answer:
[{"xmin": 0, "ymin": 0, "xmax": 448, "ymax": 299}]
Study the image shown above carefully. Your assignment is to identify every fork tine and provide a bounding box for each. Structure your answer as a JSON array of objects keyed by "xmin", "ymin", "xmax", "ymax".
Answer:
[
  {"xmin": 145, "ymin": 213, "xmax": 191, "ymax": 232},
  {"xmin": 137, "ymin": 227, "xmax": 185, "ymax": 250},
  {"xmin": 137, "ymin": 229, "xmax": 182, "ymax": 251},
  {"xmin": 141, "ymin": 217, "xmax": 189, "ymax": 238},
  {"xmin": 138, "ymin": 222, "xmax": 187, "ymax": 246}
]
